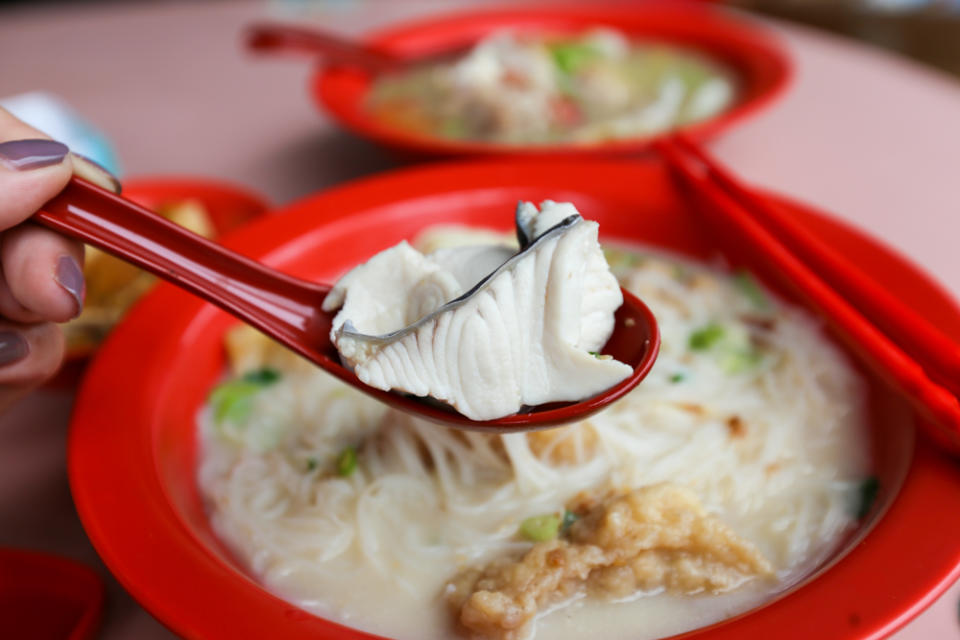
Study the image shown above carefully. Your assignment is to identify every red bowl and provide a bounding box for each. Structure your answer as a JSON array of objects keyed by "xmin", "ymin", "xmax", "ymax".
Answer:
[
  {"xmin": 69, "ymin": 159, "xmax": 960, "ymax": 639},
  {"xmin": 119, "ymin": 176, "xmax": 270, "ymax": 236},
  {"xmin": 314, "ymin": 3, "xmax": 791, "ymax": 157},
  {"xmin": 0, "ymin": 549, "xmax": 104, "ymax": 640}
]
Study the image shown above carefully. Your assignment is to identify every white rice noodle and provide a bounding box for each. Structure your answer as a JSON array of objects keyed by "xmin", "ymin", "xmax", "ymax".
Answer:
[{"xmin": 198, "ymin": 243, "xmax": 868, "ymax": 639}]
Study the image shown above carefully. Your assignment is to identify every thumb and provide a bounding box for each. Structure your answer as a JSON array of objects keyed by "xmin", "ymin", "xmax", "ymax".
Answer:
[
  {"xmin": 0, "ymin": 107, "xmax": 122, "ymax": 234},
  {"xmin": 0, "ymin": 138, "xmax": 73, "ymax": 231},
  {"xmin": 0, "ymin": 107, "xmax": 74, "ymax": 231}
]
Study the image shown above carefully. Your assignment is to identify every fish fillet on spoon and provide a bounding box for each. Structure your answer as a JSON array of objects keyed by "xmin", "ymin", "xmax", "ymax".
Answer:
[{"xmin": 321, "ymin": 201, "xmax": 632, "ymax": 420}]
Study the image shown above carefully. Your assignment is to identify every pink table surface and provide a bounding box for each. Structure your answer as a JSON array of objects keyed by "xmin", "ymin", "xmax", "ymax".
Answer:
[{"xmin": 0, "ymin": 1, "xmax": 958, "ymax": 639}]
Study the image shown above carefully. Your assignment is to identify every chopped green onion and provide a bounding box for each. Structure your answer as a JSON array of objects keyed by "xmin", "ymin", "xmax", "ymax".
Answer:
[
  {"xmin": 306, "ymin": 458, "xmax": 317, "ymax": 472},
  {"xmin": 208, "ymin": 367, "xmax": 281, "ymax": 425},
  {"xmin": 336, "ymin": 446, "xmax": 358, "ymax": 477},
  {"xmin": 519, "ymin": 513, "xmax": 561, "ymax": 542},
  {"xmin": 689, "ymin": 323, "xmax": 726, "ymax": 350},
  {"xmin": 441, "ymin": 118, "xmax": 467, "ymax": 139},
  {"xmin": 733, "ymin": 270, "xmax": 769, "ymax": 309},
  {"xmin": 672, "ymin": 264, "xmax": 691, "ymax": 282},
  {"xmin": 855, "ymin": 476, "xmax": 879, "ymax": 519},
  {"xmin": 209, "ymin": 383, "xmax": 259, "ymax": 424},
  {"xmin": 689, "ymin": 323, "xmax": 763, "ymax": 372},
  {"xmin": 669, "ymin": 372, "xmax": 686, "ymax": 383},
  {"xmin": 549, "ymin": 42, "xmax": 599, "ymax": 74},
  {"xmin": 603, "ymin": 247, "xmax": 644, "ymax": 268},
  {"xmin": 718, "ymin": 348, "xmax": 763, "ymax": 374},
  {"xmin": 589, "ymin": 351, "xmax": 601, "ymax": 358},
  {"xmin": 242, "ymin": 367, "xmax": 281, "ymax": 385},
  {"xmin": 560, "ymin": 510, "xmax": 579, "ymax": 535}
]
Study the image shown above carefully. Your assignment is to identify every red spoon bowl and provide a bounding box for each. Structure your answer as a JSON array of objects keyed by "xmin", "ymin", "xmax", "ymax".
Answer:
[
  {"xmin": 311, "ymin": 3, "xmax": 791, "ymax": 158},
  {"xmin": 70, "ymin": 158, "xmax": 960, "ymax": 640}
]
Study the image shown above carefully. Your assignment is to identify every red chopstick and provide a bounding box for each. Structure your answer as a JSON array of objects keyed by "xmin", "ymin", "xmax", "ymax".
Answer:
[
  {"xmin": 655, "ymin": 136, "xmax": 960, "ymax": 454},
  {"xmin": 671, "ymin": 134, "xmax": 960, "ymax": 398}
]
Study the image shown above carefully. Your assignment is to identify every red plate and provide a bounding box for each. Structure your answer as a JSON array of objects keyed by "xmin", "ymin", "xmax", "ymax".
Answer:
[
  {"xmin": 314, "ymin": 3, "xmax": 791, "ymax": 157},
  {"xmin": 0, "ymin": 549, "xmax": 104, "ymax": 640},
  {"xmin": 69, "ymin": 159, "xmax": 960, "ymax": 639}
]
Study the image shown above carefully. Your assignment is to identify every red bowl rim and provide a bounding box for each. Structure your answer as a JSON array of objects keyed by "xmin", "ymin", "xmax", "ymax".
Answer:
[
  {"xmin": 313, "ymin": 2, "xmax": 793, "ymax": 157},
  {"xmin": 0, "ymin": 548, "xmax": 105, "ymax": 640},
  {"xmin": 68, "ymin": 158, "xmax": 960, "ymax": 640},
  {"xmin": 119, "ymin": 175, "xmax": 271, "ymax": 215}
]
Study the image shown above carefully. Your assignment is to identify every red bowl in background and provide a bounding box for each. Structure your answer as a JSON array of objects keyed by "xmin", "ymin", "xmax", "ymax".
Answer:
[
  {"xmin": 119, "ymin": 176, "xmax": 270, "ymax": 236},
  {"xmin": 314, "ymin": 3, "xmax": 791, "ymax": 157},
  {"xmin": 69, "ymin": 159, "xmax": 960, "ymax": 639}
]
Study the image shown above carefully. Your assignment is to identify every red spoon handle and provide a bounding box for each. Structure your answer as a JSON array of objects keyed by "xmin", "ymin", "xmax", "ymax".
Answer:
[
  {"xmin": 246, "ymin": 22, "xmax": 399, "ymax": 72},
  {"xmin": 35, "ymin": 177, "xmax": 329, "ymax": 347}
]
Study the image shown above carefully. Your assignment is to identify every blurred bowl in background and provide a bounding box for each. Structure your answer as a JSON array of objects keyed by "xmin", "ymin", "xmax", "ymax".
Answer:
[{"xmin": 313, "ymin": 3, "xmax": 791, "ymax": 157}]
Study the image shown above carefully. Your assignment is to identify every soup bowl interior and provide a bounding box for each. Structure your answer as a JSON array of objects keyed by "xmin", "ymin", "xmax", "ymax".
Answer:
[
  {"xmin": 69, "ymin": 159, "xmax": 960, "ymax": 640},
  {"xmin": 313, "ymin": 2, "xmax": 792, "ymax": 157}
]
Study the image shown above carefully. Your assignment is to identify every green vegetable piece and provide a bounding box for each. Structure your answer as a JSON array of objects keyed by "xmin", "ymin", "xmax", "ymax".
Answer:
[
  {"xmin": 855, "ymin": 476, "xmax": 880, "ymax": 519},
  {"xmin": 210, "ymin": 381, "xmax": 261, "ymax": 424},
  {"xmin": 306, "ymin": 458, "xmax": 317, "ymax": 472},
  {"xmin": 602, "ymin": 247, "xmax": 645, "ymax": 270},
  {"xmin": 550, "ymin": 41, "xmax": 599, "ymax": 74},
  {"xmin": 733, "ymin": 270, "xmax": 769, "ymax": 309},
  {"xmin": 336, "ymin": 446, "xmax": 358, "ymax": 477},
  {"xmin": 669, "ymin": 372, "xmax": 686, "ymax": 383},
  {"xmin": 718, "ymin": 348, "xmax": 763, "ymax": 374},
  {"xmin": 689, "ymin": 323, "xmax": 726, "ymax": 350},
  {"xmin": 242, "ymin": 367, "xmax": 281, "ymax": 385},
  {"xmin": 441, "ymin": 118, "xmax": 467, "ymax": 139},
  {"xmin": 209, "ymin": 368, "xmax": 281, "ymax": 425},
  {"xmin": 519, "ymin": 513, "xmax": 561, "ymax": 542},
  {"xmin": 560, "ymin": 510, "xmax": 579, "ymax": 535},
  {"xmin": 589, "ymin": 351, "xmax": 601, "ymax": 358}
]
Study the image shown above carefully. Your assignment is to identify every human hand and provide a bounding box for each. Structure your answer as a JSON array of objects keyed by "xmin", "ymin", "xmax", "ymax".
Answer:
[{"xmin": 0, "ymin": 107, "xmax": 118, "ymax": 409}]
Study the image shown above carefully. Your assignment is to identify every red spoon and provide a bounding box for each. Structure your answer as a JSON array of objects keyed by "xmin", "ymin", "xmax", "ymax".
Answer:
[
  {"xmin": 36, "ymin": 177, "xmax": 659, "ymax": 431},
  {"xmin": 246, "ymin": 23, "xmax": 403, "ymax": 72}
]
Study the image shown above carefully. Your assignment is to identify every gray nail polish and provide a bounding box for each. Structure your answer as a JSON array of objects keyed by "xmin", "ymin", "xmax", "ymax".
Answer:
[
  {"xmin": 54, "ymin": 255, "xmax": 85, "ymax": 316},
  {"xmin": 0, "ymin": 331, "xmax": 29, "ymax": 367},
  {"xmin": 0, "ymin": 139, "xmax": 69, "ymax": 171}
]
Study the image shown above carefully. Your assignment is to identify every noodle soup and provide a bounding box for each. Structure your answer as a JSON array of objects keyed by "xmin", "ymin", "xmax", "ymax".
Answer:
[
  {"xmin": 198, "ymin": 231, "xmax": 869, "ymax": 640},
  {"xmin": 366, "ymin": 28, "xmax": 738, "ymax": 146}
]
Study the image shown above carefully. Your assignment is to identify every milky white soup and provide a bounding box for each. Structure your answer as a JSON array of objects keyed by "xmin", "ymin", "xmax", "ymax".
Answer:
[{"xmin": 198, "ymin": 231, "xmax": 870, "ymax": 640}]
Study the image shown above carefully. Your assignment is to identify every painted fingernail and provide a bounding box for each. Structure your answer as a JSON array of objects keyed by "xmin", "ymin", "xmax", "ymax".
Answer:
[
  {"xmin": 71, "ymin": 153, "xmax": 122, "ymax": 194},
  {"xmin": 0, "ymin": 139, "xmax": 69, "ymax": 171},
  {"xmin": 54, "ymin": 255, "xmax": 85, "ymax": 317},
  {"xmin": 0, "ymin": 331, "xmax": 29, "ymax": 367}
]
